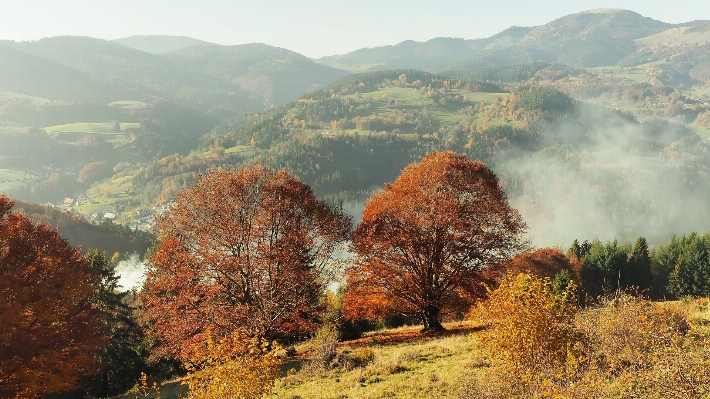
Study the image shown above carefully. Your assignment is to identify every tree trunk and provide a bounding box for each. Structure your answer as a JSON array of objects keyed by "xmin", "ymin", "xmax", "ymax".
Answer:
[{"xmin": 421, "ymin": 305, "xmax": 445, "ymax": 332}]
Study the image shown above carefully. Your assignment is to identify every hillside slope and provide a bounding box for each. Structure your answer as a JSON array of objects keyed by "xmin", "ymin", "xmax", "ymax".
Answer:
[
  {"xmin": 166, "ymin": 43, "xmax": 350, "ymax": 105},
  {"xmin": 11, "ymin": 199, "xmax": 151, "ymax": 255},
  {"xmin": 113, "ymin": 35, "xmax": 210, "ymax": 54}
]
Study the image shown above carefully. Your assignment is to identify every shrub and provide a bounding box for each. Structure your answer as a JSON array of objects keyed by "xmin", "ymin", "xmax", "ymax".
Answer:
[
  {"xmin": 465, "ymin": 290, "xmax": 709, "ymax": 399},
  {"xmin": 182, "ymin": 330, "xmax": 280, "ymax": 399},
  {"xmin": 300, "ymin": 325, "xmax": 340, "ymax": 376},
  {"xmin": 576, "ymin": 293, "xmax": 690, "ymax": 376},
  {"xmin": 333, "ymin": 348, "xmax": 376, "ymax": 371},
  {"xmin": 473, "ymin": 272, "xmax": 581, "ymax": 383}
]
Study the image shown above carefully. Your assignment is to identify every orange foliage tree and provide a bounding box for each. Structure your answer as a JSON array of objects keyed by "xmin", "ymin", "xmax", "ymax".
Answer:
[
  {"xmin": 503, "ymin": 247, "xmax": 581, "ymax": 282},
  {"xmin": 346, "ymin": 152, "xmax": 526, "ymax": 331},
  {"xmin": 140, "ymin": 165, "xmax": 351, "ymax": 360},
  {"xmin": 0, "ymin": 196, "xmax": 106, "ymax": 398}
]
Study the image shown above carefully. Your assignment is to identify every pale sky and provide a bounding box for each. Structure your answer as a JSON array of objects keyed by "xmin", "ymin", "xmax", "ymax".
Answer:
[{"xmin": 0, "ymin": 0, "xmax": 708, "ymax": 58}]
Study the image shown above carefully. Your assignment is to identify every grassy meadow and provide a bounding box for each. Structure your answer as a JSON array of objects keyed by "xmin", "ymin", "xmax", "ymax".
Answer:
[
  {"xmin": 44, "ymin": 122, "xmax": 139, "ymax": 144},
  {"xmin": 112, "ymin": 297, "xmax": 710, "ymax": 399},
  {"xmin": 0, "ymin": 169, "xmax": 41, "ymax": 192}
]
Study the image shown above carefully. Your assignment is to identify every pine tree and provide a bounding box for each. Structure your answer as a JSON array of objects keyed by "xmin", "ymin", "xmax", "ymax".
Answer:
[{"xmin": 627, "ymin": 237, "xmax": 653, "ymax": 293}]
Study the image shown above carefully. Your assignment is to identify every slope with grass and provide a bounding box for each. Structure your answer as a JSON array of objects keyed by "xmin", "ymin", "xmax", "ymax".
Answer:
[{"xmin": 109, "ymin": 296, "xmax": 710, "ymax": 399}]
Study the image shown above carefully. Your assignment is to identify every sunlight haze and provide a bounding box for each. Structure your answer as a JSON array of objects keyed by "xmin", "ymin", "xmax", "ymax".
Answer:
[{"xmin": 1, "ymin": 0, "xmax": 709, "ymax": 57}]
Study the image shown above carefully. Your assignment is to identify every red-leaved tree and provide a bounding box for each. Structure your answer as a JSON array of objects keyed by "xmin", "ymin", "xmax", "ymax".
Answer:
[
  {"xmin": 346, "ymin": 152, "xmax": 526, "ymax": 331},
  {"xmin": 140, "ymin": 165, "xmax": 351, "ymax": 360},
  {"xmin": 503, "ymin": 248, "xmax": 580, "ymax": 282},
  {"xmin": 0, "ymin": 196, "xmax": 106, "ymax": 398}
]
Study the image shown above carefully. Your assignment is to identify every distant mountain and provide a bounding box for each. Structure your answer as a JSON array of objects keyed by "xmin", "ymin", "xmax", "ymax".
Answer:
[
  {"xmin": 1, "ymin": 37, "xmax": 347, "ymax": 112},
  {"xmin": 317, "ymin": 37, "xmax": 482, "ymax": 71},
  {"xmin": 3, "ymin": 36, "xmax": 173, "ymax": 81},
  {"xmin": 114, "ymin": 35, "xmax": 210, "ymax": 54},
  {"xmin": 165, "ymin": 43, "xmax": 350, "ymax": 105},
  {"xmin": 0, "ymin": 36, "xmax": 262, "ymax": 113},
  {"xmin": 319, "ymin": 9, "xmax": 709, "ymax": 72},
  {"xmin": 0, "ymin": 45, "xmax": 151, "ymax": 103}
]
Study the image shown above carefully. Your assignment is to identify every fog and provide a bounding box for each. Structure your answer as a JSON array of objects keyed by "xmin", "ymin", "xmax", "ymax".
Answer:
[
  {"xmin": 500, "ymin": 106, "xmax": 709, "ymax": 247},
  {"xmin": 116, "ymin": 253, "xmax": 146, "ymax": 292}
]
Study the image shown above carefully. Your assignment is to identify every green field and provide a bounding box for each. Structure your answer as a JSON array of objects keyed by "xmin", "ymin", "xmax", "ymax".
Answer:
[
  {"xmin": 108, "ymin": 100, "xmax": 149, "ymax": 111},
  {"xmin": 76, "ymin": 175, "xmax": 135, "ymax": 217},
  {"xmin": 0, "ymin": 169, "xmax": 41, "ymax": 191},
  {"xmin": 198, "ymin": 145, "xmax": 255, "ymax": 158},
  {"xmin": 0, "ymin": 90, "xmax": 50, "ymax": 104},
  {"xmin": 343, "ymin": 87, "xmax": 506, "ymax": 128},
  {"xmin": 44, "ymin": 122, "xmax": 139, "ymax": 144}
]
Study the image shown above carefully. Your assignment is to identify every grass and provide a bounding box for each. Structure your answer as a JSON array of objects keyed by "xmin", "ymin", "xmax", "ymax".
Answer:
[
  {"xmin": 44, "ymin": 122, "xmax": 139, "ymax": 144},
  {"xmin": 0, "ymin": 169, "xmax": 41, "ymax": 192},
  {"xmin": 112, "ymin": 321, "xmax": 485, "ymax": 399},
  {"xmin": 109, "ymin": 100, "xmax": 149, "ymax": 110},
  {"xmin": 109, "ymin": 297, "xmax": 710, "ymax": 399},
  {"xmin": 198, "ymin": 145, "xmax": 255, "ymax": 158},
  {"xmin": 0, "ymin": 90, "xmax": 50, "ymax": 104},
  {"xmin": 275, "ymin": 321, "xmax": 485, "ymax": 399}
]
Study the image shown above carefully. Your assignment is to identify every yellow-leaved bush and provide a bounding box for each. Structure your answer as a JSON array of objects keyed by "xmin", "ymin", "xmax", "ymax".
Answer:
[
  {"xmin": 183, "ymin": 330, "xmax": 281, "ymax": 399},
  {"xmin": 474, "ymin": 272, "xmax": 581, "ymax": 382},
  {"xmin": 464, "ymin": 272, "xmax": 710, "ymax": 399}
]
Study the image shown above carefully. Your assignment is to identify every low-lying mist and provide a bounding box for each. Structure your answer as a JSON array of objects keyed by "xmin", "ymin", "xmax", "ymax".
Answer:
[
  {"xmin": 501, "ymin": 105, "xmax": 709, "ymax": 247},
  {"xmin": 116, "ymin": 253, "xmax": 145, "ymax": 291}
]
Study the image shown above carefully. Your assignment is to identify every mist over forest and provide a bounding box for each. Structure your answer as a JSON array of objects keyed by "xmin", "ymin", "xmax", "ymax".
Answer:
[{"xmin": 501, "ymin": 105, "xmax": 708, "ymax": 246}]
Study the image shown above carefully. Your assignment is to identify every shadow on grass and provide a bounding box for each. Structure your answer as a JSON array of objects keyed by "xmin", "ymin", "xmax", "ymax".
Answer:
[{"xmin": 342, "ymin": 323, "xmax": 488, "ymax": 349}]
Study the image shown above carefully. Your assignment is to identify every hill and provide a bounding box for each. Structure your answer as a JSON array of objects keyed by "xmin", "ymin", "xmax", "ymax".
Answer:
[
  {"xmin": 0, "ymin": 36, "xmax": 261, "ymax": 114},
  {"xmin": 113, "ymin": 297, "xmax": 710, "ymax": 399},
  {"xmin": 165, "ymin": 43, "xmax": 350, "ymax": 105},
  {"xmin": 0, "ymin": 45, "xmax": 151, "ymax": 104},
  {"xmin": 113, "ymin": 35, "xmax": 210, "ymax": 54},
  {"xmin": 318, "ymin": 9, "xmax": 710, "ymax": 72},
  {"xmin": 317, "ymin": 37, "xmax": 487, "ymax": 72},
  {"xmin": 10, "ymin": 199, "xmax": 151, "ymax": 255},
  {"xmin": 144, "ymin": 70, "xmax": 710, "ymax": 246}
]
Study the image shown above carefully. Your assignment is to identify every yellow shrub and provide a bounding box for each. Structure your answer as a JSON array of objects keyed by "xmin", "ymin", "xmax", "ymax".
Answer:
[
  {"xmin": 183, "ymin": 330, "xmax": 280, "ymax": 399},
  {"xmin": 474, "ymin": 272, "xmax": 581, "ymax": 383}
]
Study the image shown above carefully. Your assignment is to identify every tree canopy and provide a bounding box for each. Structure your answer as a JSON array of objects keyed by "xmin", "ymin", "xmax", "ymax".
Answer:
[
  {"xmin": 346, "ymin": 152, "xmax": 527, "ymax": 331},
  {"xmin": 140, "ymin": 164, "xmax": 352, "ymax": 360},
  {"xmin": 0, "ymin": 196, "xmax": 106, "ymax": 398}
]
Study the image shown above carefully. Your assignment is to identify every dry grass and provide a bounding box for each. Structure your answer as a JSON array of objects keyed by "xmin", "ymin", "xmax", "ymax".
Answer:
[
  {"xmin": 274, "ymin": 321, "xmax": 488, "ymax": 399},
  {"xmin": 112, "ymin": 298, "xmax": 710, "ymax": 399}
]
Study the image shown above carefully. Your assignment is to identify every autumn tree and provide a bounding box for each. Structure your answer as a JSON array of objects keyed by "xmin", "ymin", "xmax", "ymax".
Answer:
[
  {"xmin": 503, "ymin": 247, "xmax": 579, "ymax": 281},
  {"xmin": 0, "ymin": 196, "xmax": 106, "ymax": 398},
  {"xmin": 140, "ymin": 165, "xmax": 351, "ymax": 360},
  {"xmin": 347, "ymin": 152, "xmax": 526, "ymax": 332},
  {"xmin": 475, "ymin": 272, "xmax": 580, "ymax": 382}
]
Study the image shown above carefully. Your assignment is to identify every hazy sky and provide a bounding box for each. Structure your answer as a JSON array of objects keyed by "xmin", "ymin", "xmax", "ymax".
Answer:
[{"xmin": 1, "ymin": 0, "xmax": 708, "ymax": 58}]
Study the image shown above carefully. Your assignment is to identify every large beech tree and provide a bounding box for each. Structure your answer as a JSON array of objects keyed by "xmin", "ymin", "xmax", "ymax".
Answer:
[
  {"xmin": 0, "ymin": 196, "xmax": 106, "ymax": 398},
  {"xmin": 140, "ymin": 165, "xmax": 351, "ymax": 360},
  {"xmin": 347, "ymin": 152, "xmax": 526, "ymax": 331}
]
